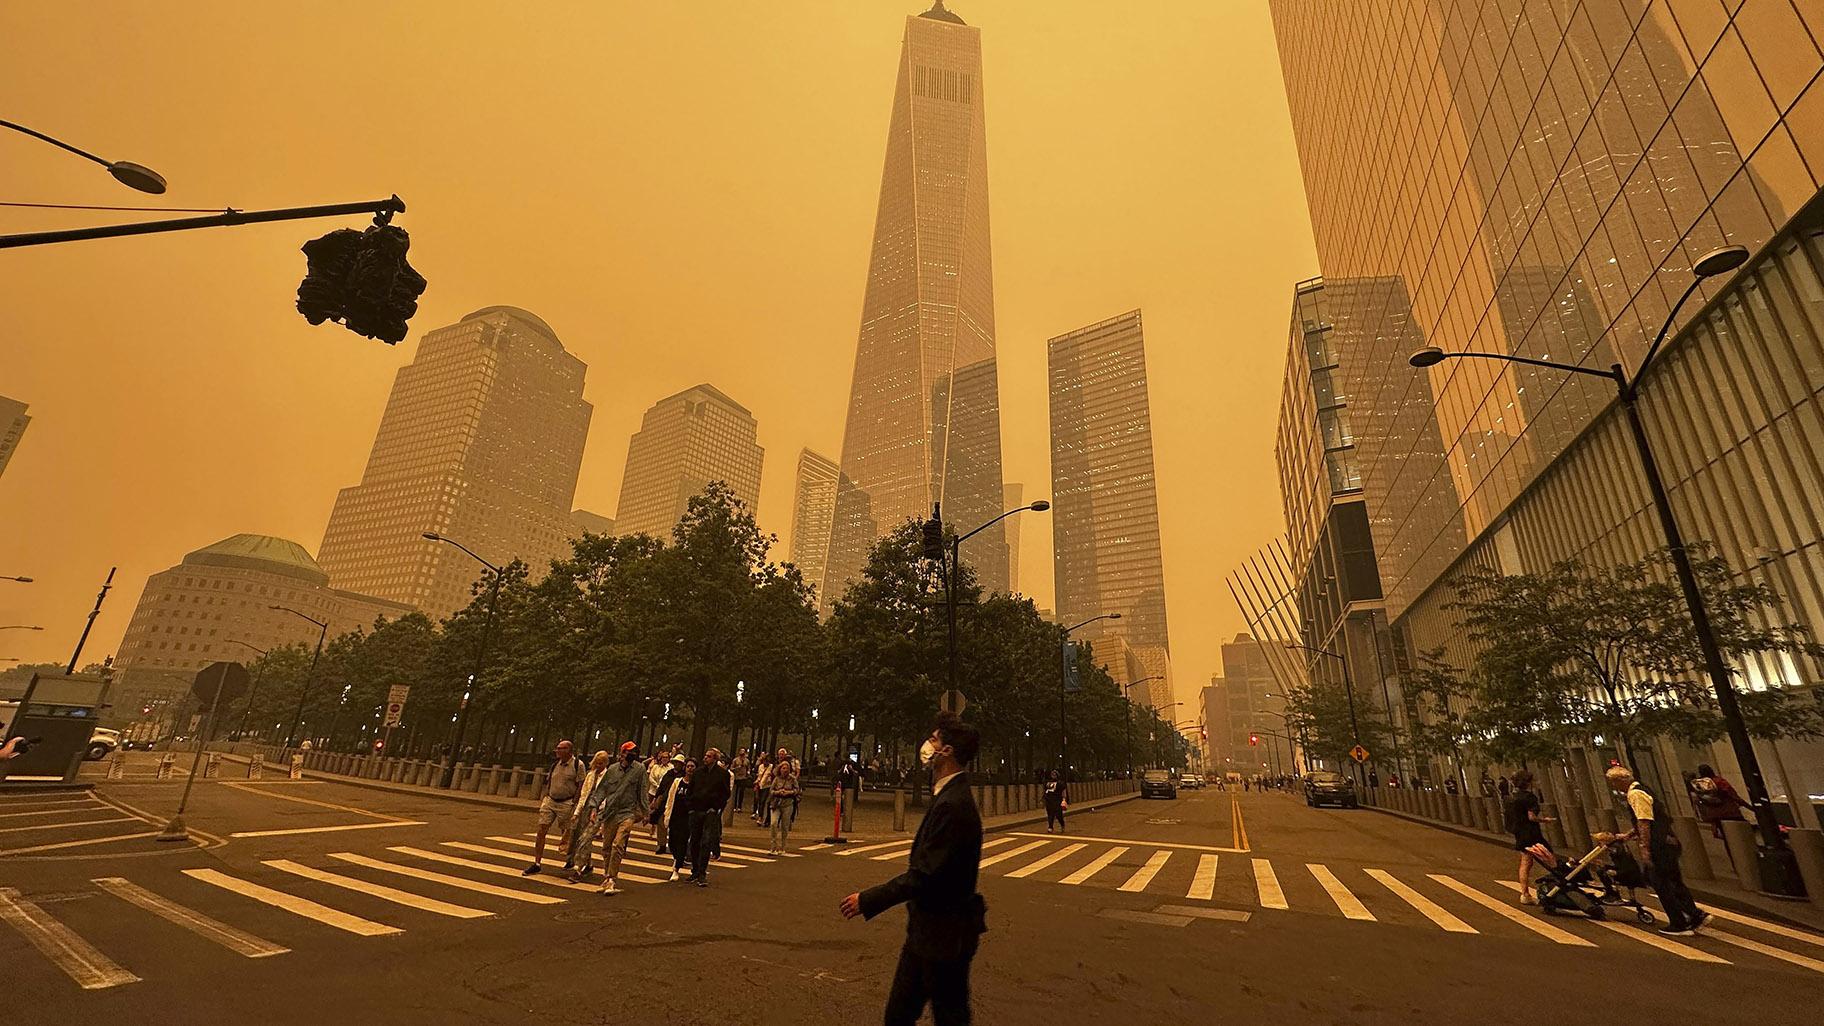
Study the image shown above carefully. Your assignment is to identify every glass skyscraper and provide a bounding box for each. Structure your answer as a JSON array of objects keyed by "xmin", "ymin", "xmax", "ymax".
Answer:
[
  {"xmin": 317, "ymin": 306, "xmax": 591, "ymax": 618},
  {"xmin": 824, "ymin": 1, "xmax": 1009, "ymax": 613},
  {"xmin": 1048, "ymin": 310, "xmax": 1171, "ymax": 693},
  {"xmin": 789, "ymin": 447, "xmax": 840, "ymax": 605},
  {"xmin": 1271, "ymin": 1, "xmax": 1824, "ymax": 807},
  {"xmin": 614, "ymin": 384, "xmax": 763, "ymax": 540}
]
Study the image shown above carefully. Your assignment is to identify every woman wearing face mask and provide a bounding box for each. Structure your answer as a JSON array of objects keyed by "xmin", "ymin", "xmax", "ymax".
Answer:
[
  {"xmin": 769, "ymin": 748, "xmax": 801, "ymax": 854},
  {"xmin": 660, "ymin": 755, "xmax": 695, "ymax": 881}
]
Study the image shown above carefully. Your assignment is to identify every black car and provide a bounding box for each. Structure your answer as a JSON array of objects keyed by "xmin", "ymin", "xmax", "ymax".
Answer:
[
  {"xmin": 1305, "ymin": 770, "xmax": 1357, "ymax": 808},
  {"xmin": 1140, "ymin": 769, "xmax": 1177, "ymax": 800}
]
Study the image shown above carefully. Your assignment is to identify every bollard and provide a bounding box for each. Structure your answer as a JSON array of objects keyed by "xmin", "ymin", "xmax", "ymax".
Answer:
[
  {"xmin": 482, "ymin": 765, "xmax": 500, "ymax": 795},
  {"xmin": 203, "ymin": 753, "xmax": 221, "ymax": 779},
  {"xmin": 289, "ymin": 753, "xmax": 304, "ymax": 779},
  {"xmin": 1721, "ymin": 819, "xmax": 1760, "ymax": 891},
  {"xmin": 246, "ymin": 756, "xmax": 263, "ymax": 780},
  {"xmin": 1559, "ymin": 803, "xmax": 1589, "ymax": 847},
  {"xmin": 156, "ymin": 753, "xmax": 177, "ymax": 780},
  {"xmin": 894, "ymin": 788, "xmax": 907, "ymax": 832},
  {"xmin": 1787, "ymin": 828, "xmax": 1824, "ymax": 906},
  {"xmin": 1671, "ymin": 816, "xmax": 1714, "ymax": 881},
  {"xmin": 1540, "ymin": 802, "xmax": 1568, "ymax": 850},
  {"xmin": 108, "ymin": 751, "xmax": 127, "ymax": 779}
]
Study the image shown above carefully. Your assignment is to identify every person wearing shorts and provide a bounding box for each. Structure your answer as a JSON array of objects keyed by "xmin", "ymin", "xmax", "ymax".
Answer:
[
  {"xmin": 525, "ymin": 740, "xmax": 583, "ymax": 875},
  {"xmin": 1505, "ymin": 768, "xmax": 1551, "ymax": 903}
]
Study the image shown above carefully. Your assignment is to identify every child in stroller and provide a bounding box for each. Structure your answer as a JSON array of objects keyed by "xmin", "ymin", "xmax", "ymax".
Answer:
[{"xmin": 1531, "ymin": 833, "xmax": 1656, "ymax": 924}]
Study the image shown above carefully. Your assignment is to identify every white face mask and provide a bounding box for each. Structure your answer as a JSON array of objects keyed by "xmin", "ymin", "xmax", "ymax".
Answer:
[{"xmin": 919, "ymin": 739, "xmax": 938, "ymax": 766}]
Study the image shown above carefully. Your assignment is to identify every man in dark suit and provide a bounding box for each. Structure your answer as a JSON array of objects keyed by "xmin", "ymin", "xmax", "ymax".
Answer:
[{"xmin": 841, "ymin": 712, "xmax": 986, "ymax": 1026}]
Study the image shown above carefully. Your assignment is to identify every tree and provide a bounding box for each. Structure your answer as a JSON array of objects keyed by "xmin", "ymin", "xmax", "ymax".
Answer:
[{"xmin": 1401, "ymin": 649, "xmax": 1481, "ymax": 789}]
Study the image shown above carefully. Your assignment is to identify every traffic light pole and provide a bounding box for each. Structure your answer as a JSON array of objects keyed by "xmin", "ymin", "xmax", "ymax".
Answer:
[{"xmin": 0, "ymin": 196, "xmax": 405, "ymax": 249}]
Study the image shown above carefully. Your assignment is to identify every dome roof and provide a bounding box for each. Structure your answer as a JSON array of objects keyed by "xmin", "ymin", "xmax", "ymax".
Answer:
[
  {"xmin": 462, "ymin": 305, "xmax": 560, "ymax": 342},
  {"xmin": 182, "ymin": 534, "xmax": 329, "ymax": 586}
]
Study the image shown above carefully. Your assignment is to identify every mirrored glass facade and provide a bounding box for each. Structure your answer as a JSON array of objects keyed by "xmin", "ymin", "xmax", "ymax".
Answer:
[{"xmin": 615, "ymin": 384, "xmax": 764, "ymax": 540}]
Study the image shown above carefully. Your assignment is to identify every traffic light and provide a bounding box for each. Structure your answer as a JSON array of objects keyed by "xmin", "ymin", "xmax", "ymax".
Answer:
[
  {"xmin": 1248, "ymin": 733, "xmax": 1259, "ymax": 746},
  {"xmin": 921, "ymin": 504, "xmax": 947, "ymax": 562},
  {"xmin": 297, "ymin": 221, "xmax": 427, "ymax": 344}
]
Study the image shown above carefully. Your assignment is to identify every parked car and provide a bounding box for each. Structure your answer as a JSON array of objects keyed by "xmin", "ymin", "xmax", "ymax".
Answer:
[
  {"xmin": 84, "ymin": 726, "xmax": 122, "ymax": 761},
  {"xmin": 1304, "ymin": 770, "xmax": 1358, "ymax": 808},
  {"xmin": 1180, "ymin": 773, "xmax": 1203, "ymax": 790},
  {"xmin": 1140, "ymin": 768, "xmax": 1177, "ymax": 800}
]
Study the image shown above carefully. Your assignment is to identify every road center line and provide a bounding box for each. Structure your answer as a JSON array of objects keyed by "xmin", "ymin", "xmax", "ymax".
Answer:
[
  {"xmin": 0, "ymin": 886, "xmax": 141, "ymax": 990},
  {"xmin": 230, "ymin": 820, "xmax": 423, "ymax": 838}
]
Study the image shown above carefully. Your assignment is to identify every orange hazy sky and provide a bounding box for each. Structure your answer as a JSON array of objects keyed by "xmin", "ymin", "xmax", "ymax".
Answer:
[{"xmin": 0, "ymin": 1, "xmax": 1317, "ymax": 711}]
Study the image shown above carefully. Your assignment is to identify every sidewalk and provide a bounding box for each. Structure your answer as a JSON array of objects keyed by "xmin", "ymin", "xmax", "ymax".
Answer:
[{"xmin": 1367, "ymin": 798, "xmax": 1824, "ymax": 933}]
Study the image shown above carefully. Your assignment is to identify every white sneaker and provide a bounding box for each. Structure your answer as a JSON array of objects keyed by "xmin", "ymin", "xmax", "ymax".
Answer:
[
  {"xmin": 599, "ymin": 881, "xmax": 619, "ymax": 896},
  {"xmin": 668, "ymin": 869, "xmax": 680, "ymax": 882}
]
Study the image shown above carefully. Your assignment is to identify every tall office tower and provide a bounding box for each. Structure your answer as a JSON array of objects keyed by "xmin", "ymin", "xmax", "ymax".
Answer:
[
  {"xmin": 823, "ymin": 1, "xmax": 1008, "ymax": 614},
  {"xmin": 789, "ymin": 449, "xmax": 841, "ymax": 605},
  {"xmin": 1272, "ymin": 3, "xmax": 1824, "ymax": 796},
  {"xmin": 570, "ymin": 510, "xmax": 616, "ymax": 537},
  {"xmin": 1003, "ymin": 482, "xmax": 1023, "ymax": 594},
  {"xmin": 1048, "ymin": 310, "xmax": 1171, "ymax": 693},
  {"xmin": 318, "ymin": 306, "xmax": 591, "ymax": 619},
  {"xmin": 1219, "ymin": 633, "xmax": 1290, "ymax": 776},
  {"xmin": 0, "ymin": 394, "xmax": 30, "ymax": 479},
  {"xmin": 614, "ymin": 384, "xmax": 764, "ymax": 539}
]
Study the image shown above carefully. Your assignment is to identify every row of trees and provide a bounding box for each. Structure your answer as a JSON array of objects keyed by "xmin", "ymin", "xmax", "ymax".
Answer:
[
  {"xmin": 1282, "ymin": 546, "xmax": 1824, "ymax": 794},
  {"xmin": 213, "ymin": 483, "xmax": 1188, "ymax": 780}
]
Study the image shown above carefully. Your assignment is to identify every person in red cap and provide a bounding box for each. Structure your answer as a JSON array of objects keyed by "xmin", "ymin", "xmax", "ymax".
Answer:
[{"xmin": 579, "ymin": 740, "xmax": 652, "ymax": 895}]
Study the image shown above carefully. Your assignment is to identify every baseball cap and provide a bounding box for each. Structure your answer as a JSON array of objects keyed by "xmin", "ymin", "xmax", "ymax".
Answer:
[{"xmin": 619, "ymin": 741, "xmax": 638, "ymax": 754}]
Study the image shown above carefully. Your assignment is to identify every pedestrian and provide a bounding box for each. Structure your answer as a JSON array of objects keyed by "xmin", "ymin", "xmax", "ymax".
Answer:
[
  {"xmin": 731, "ymin": 749, "xmax": 752, "ymax": 814},
  {"xmin": 1607, "ymin": 765, "xmax": 1710, "ymax": 936},
  {"xmin": 648, "ymin": 744, "xmax": 674, "ymax": 853},
  {"xmin": 1479, "ymin": 771, "xmax": 1495, "ymax": 797},
  {"xmin": 659, "ymin": 754, "xmax": 694, "ymax": 881},
  {"xmin": 1689, "ymin": 762, "xmax": 1748, "ymax": 840},
  {"xmin": 769, "ymin": 747, "xmax": 801, "ymax": 854},
  {"xmin": 524, "ymin": 740, "xmax": 584, "ymax": 876},
  {"xmin": 562, "ymin": 749, "xmax": 612, "ymax": 880},
  {"xmin": 1497, "ymin": 775, "xmax": 1511, "ymax": 799},
  {"xmin": 1042, "ymin": 770, "xmax": 1068, "ymax": 833},
  {"xmin": 841, "ymin": 712, "xmax": 986, "ymax": 1026},
  {"xmin": 1504, "ymin": 769, "xmax": 1552, "ymax": 905},
  {"xmin": 1444, "ymin": 775, "xmax": 1460, "ymax": 796},
  {"xmin": 579, "ymin": 740, "xmax": 650, "ymax": 895},
  {"xmin": 686, "ymin": 747, "xmax": 732, "ymax": 887},
  {"xmin": 753, "ymin": 751, "xmax": 775, "ymax": 824}
]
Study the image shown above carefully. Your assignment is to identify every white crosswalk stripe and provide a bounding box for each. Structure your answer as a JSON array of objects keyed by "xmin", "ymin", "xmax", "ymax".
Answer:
[
  {"xmin": 1699, "ymin": 906, "xmax": 1824, "ymax": 950},
  {"xmin": 1060, "ymin": 846, "xmax": 1128, "ymax": 885},
  {"xmin": 1706, "ymin": 927, "xmax": 1824, "ymax": 974},
  {"xmin": 93, "ymin": 877, "xmax": 290, "ymax": 957},
  {"xmin": 835, "ymin": 839, "xmax": 913, "ymax": 857},
  {"xmin": 1308, "ymin": 864, "xmax": 1374, "ymax": 921},
  {"xmin": 720, "ymin": 842, "xmax": 797, "ymax": 859},
  {"xmin": 1427, "ymin": 874, "xmax": 1592, "ymax": 946},
  {"xmin": 1253, "ymin": 858, "xmax": 1288, "ymax": 909},
  {"xmin": 263, "ymin": 860, "xmax": 494, "ymax": 919},
  {"xmin": 1119, "ymin": 851, "xmax": 1173, "ymax": 893},
  {"xmin": 1367, "ymin": 869, "xmax": 1474, "ymax": 933},
  {"xmin": 1187, "ymin": 854, "xmax": 1218, "ymax": 900},
  {"xmin": 0, "ymin": 886, "xmax": 141, "ymax": 989},
  {"xmin": 440, "ymin": 842, "xmax": 663, "ymax": 884},
  {"xmin": 980, "ymin": 840, "xmax": 1048, "ymax": 868},
  {"xmin": 1006, "ymin": 843, "xmax": 1085, "ymax": 879},
  {"xmin": 182, "ymin": 869, "xmax": 401, "ymax": 937},
  {"xmin": 873, "ymin": 836, "xmax": 1019, "ymax": 862},
  {"xmin": 484, "ymin": 835, "xmax": 744, "ymax": 875},
  {"xmin": 390, "ymin": 847, "xmax": 603, "ymax": 892},
  {"xmin": 328, "ymin": 853, "xmax": 565, "ymax": 904}
]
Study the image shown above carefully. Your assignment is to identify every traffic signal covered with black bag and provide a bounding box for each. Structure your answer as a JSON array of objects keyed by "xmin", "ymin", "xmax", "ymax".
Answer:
[{"xmin": 297, "ymin": 221, "xmax": 427, "ymax": 344}]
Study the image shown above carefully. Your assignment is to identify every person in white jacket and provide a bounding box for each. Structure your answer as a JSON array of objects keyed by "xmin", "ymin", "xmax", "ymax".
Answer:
[{"xmin": 562, "ymin": 750, "xmax": 611, "ymax": 881}]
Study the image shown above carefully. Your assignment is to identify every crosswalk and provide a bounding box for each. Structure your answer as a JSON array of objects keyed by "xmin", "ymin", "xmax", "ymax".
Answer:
[
  {"xmin": 1, "ymin": 829, "xmax": 798, "ymax": 992},
  {"xmin": 839, "ymin": 832, "xmax": 1824, "ymax": 972}
]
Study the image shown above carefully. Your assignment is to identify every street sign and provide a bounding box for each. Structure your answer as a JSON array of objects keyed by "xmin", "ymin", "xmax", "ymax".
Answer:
[
  {"xmin": 1061, "ymin": 640, "xmax": 1081, "ymax": 693},
  {"xmin": 940, "ymin": 690, "xmax": 968, "ymax": 715},
  {"xmin": 190, "ymin": 661, "xmax": 250, "ymax": 707},
  {"xmin": 384, "ymin": 684, "xmax": 410, "ymax": 728},
  {"xmin": 1349, "ymin": 744, "xmax": 1370, "ymax": 764}
]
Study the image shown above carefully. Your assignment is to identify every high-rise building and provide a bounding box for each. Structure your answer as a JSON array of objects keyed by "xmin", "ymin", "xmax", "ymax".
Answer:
[
  {"xmin": 824, "ymin": 1, "xmax": 1008, "ymax": 613},
  {"xmin": 789, "ymin": 448, "xmax": 840, "ymax": 605},
  {"xmin": 0, "ymin": 394, "xmax": 30, "ymax": 479},
  {"xmin": 1271, "ymin": 2, "xmax": 1824, "ymax": 799},
  {"xmin": 1216, "ymin": 633, "xmax": 1292, "ymax": 776},
  {"xmin": 318, "ymin": 306, "xmax": 591, "ymax": 619},
  {"xmin": 614, "ymin": 384, "xmax": 763, "ymax": 539},
  {"xmin": 1003, "ymin": 482, "xmax": 1023, "ymax": 594},
  {"xmin": 110, "ymin": 534, "xmax": 413, "ymax": 730},
  {"xmin": 1048, "ymin": 310, "xmax": 1171, "ymax": 696},
  {"xmin": 570, "ymin": 510, "xmax": 616, "ymax": 537}
]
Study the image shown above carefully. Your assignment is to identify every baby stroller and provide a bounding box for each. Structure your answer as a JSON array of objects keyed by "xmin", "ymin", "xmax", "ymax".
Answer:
[{"xmin": 1532, "ymin": 835, "xmax": 1655, "ymax": 924}]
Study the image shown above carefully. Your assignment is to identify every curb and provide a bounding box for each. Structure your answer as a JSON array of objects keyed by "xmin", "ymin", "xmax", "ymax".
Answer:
[
  {"xmin": 1365, "ymin": 801, "xmax": 1824, "ymax": 932},
  {"xmin": 214, "ymin": 752, "xmax": 539, "ymax": 813}
]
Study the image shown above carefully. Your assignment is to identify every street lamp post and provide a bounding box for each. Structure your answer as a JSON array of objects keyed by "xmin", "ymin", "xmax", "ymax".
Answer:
[
  {"xmin": 0, "ymin": 625, "xmax": 44, "ymax": 631},
  {"xmin": 2, "ymin": 118, "xmax": 168, "ymax": 193},
  {"xmin": 1058, "ymin": 612, "xmax": 1121, "ymax": 779},
  {"xmin": 1408, "ymin": 244, "xmax": 1805, "ymax": 895},
  {"xmin": 0, "ymin": 576, "xmax": 33, "ymax": 583},
  {"xmin": 1259, "ymin": 700, "xmax": 1303, "ymax": 775},
  {"xmin": 225, "ymin": 640, "xmax": 268, "ymax": 741},
  {"xmin": 1287, "ymin": 642, "xmax": 1366, "ymax": 789},
  {"xmin": 926, "ymin": 499, "xmax": 1051, "ymax": 711},
  {"xmin": 424, "ymin": 533, "xmax": 505, "ymax": 790},
  {"xmin": 1121, "ymin": 674, "xmax": 1164, "ymax": 779},
  {"xmin": 271, "ymin": 606, "xmax": 328, "ymax": 748}
]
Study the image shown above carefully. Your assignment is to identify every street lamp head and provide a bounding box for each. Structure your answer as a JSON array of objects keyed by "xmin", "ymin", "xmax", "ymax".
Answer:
[
  {"xmin": 1408, "ymin": 346, "xmax": 1447, "ymax": 368},
  {"xmin": 106, "ymin": 160, "xmax": 167, "ymax": 194},
  {"xmin": 421, "ymin": 532, "xmax": 442, "ymax": 541},
  {"xmin": 1029, "ymin": 500, "xmax": 1051, "ymax": 512},
  {"xmin": 1108, "ymin": 612, "xmax": 1123, "ymax": 620},
  {"xmin": 5, "ymin": 576, "xmax": 33, "ymax": 583},
  {"xmin": 1693, "ymin": 245, "xmax": 1749, "ymax": 279}
]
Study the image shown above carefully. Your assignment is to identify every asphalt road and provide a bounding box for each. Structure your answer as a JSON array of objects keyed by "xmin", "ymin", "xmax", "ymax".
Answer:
[{"xmin": 4, "ymin": 770, "xmax": 1823, "ymax": 1024}]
